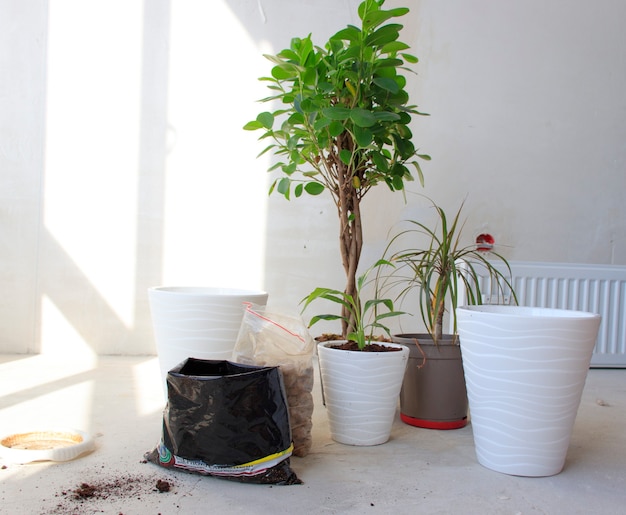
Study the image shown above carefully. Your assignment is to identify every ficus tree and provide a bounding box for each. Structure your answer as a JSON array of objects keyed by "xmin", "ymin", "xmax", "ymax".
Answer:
[{"xmin": 244, "ymin": 0, "xmax": 429, "ymax": 337}]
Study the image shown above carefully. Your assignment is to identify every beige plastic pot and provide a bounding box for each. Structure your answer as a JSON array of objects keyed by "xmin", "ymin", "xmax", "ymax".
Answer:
[{"xmin": 393, "ymin": 334, "xmax": 468, "ymax": 429}]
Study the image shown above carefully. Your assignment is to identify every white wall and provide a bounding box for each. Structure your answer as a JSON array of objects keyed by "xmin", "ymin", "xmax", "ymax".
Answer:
[
  {"xmin": 411, "ymin": 0, "xmax": 626, "ymax": 265},
  {"xmin": 1, "ymin": 0, "xmax": 625, "ymax": 354}
]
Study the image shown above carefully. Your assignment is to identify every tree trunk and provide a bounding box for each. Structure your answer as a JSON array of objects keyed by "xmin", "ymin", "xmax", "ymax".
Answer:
[
  {"xmin": 337, "ymin": 178, "xmax": 363, "ymax": 337},
  {"xmin": 331, "ymin": 132, "xmax": 364, "ymax": 337}
]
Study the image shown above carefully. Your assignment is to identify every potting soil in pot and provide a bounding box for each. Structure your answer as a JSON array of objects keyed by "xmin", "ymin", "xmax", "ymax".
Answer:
[{"xmin": 145, "ymin": 358, "xmax": 301, "ymax": 485}]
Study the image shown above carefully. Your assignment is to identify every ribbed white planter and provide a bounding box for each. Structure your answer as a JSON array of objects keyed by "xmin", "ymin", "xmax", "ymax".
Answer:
[
  {"xmin": 148, "ymin": 287, "xmax": 268, "ymax": 393},
  {"xmin": 317, "ymin": 341, "xmax": 409, "ymax": 446},
  {"xmin": 457, "ymin": 305, "xmax": 601, "ymax": 477}
]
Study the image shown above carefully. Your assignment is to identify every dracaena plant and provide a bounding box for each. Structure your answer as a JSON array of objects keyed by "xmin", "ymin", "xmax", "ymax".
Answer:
[
  {"xmin": 381, "ymin": 200, "xmax": 517, "ymax": 344},
  {"xmin": 300, "ymin": 259, "xmax": 405, "ymax": 350},
  {"xmin": 244, "ymin": 0, "xmax": 429, "ymax": 336}
]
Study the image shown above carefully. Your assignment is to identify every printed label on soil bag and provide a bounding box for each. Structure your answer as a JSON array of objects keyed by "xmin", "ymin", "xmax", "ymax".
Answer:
[{"xmin": 156, "ymin": 441, "xmax": 294, "ymax": 478}]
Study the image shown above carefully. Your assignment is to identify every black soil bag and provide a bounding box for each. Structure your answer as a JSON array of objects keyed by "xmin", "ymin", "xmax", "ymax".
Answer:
[{"xmin": 146, "ymin": 358, "xmax": 301, "ymax": 485}]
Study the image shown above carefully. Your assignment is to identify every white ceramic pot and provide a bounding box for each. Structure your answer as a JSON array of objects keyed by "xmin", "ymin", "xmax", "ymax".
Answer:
[
  {"xmin": 148, "ymin": 287, "xmax": 268, "ymax": 393},
  {"xmin": 317, "ymin": 341, "xmax": 409, "ymax": 446},
  {"xmin": 457, "ymin": 305, "xmax": 601, "ymax": 477}
]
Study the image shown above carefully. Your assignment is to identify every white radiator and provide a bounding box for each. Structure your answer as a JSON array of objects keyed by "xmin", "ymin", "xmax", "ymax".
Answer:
[{"xmin": 472, "ymin": 261, "xmax": 626, "ymax": 368}]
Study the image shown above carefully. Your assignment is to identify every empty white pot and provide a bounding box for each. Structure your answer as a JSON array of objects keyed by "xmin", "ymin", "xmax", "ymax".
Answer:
[
  {"xmin": 317, "ymin": 341, "xmax": 409, "ymax": 446},
  {"xmin": 457, "ymin": 305, "xmax": 601, "ymax": 477},
  {"xmin": 148, "ymin": 287, "xmax": 268, "ymax": 393}
]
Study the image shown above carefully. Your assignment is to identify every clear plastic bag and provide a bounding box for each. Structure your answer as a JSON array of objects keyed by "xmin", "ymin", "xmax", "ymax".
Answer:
[{"xmin": 233, "ymin": 304, "xmax": 315, "ymax": 457}]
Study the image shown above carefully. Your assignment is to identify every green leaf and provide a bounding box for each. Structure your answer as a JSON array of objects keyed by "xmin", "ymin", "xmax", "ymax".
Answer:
[
  {"xmin": 375, "ymin": 58, "xmax": 403, "ymax": 69},
  {"xmin": 331, "ymin": 25, "xmax": 361, "ymax": 42},
  {"xmin": 391, "ymin": 174, "xmax": 404, "ymax": 190},
  {"xmin": 350, "ymin": 108, "xmax": 377, "ymax": 127},
  {"xmin": 327, "ymin": 38, "xmax": 344, "ymax": 54},
  {"xmin": 329, "ymin": 120, "xmax": 345, "ymax": 137},
  {"xmin": 302, "ymin": 70, "xmax": 317, "ymax": 86},
  {"xmin": 396, "ymin": 123, "xmax": 413, "ymax": 139},
  {"xmin": 276, "ymin": 48, "xmax": 299, "ymax": 62},
  {"xmin": 289, "ymin": 150, "xmax": 303, "ymax": 164},
  {"xmin": 263, "ymin": 53, "xmax": 288, "ymax": 65},
  {"xmin": 268, "ymin": 178, "xmax": 277, "ymax": 195},
  {"xmin": 370, "ymin": 151, "xmax": 389, "ymax": 172},
  {"xmin": 301, "ymin": 287, "xmax": 352, "ymax": 314},
  {"xmin": 309, "ymin": 314, "xmax": 344, "ymax": 326},
  {"xmin": 317, "ymin": 81, "xmax": 335, "ymax": 93},
  {"xmin": 287, "ymin": 135, "xmax": 299, "ymax": 151},
  {"xmin": 354, "ymin": 125, "xmax": 373, "ymax": 147},
  {"xmin": 294, "ymin": 183, "xmax": 304, "ymax": 197},
  {"xmin": 363, "ymin": 298, "xmax": 393, "ymax": 314},
  {"xmin": 299, "ymin": 97, "xmax": 316, "ymax": 113},
  {"xmin": 401, "ymin": 52, "xmax": 419, "ymax": 64},
  {"xmin": 277, "ymin": 177, "xmax": 290, "ymax": 196},
  {"xmin": 398, "ymin": 111, "xmax": 412, "ymax": 125},
  {"xmin": 305, "ymin": 182, "xmax": 325, "ymax": 195},
  {"xmin": 392, "ymin": 132, "xmax": 414, "ymax": 158},
  {"xmin": 410, "ymin": 160, "xmax": 425, "ymax": 187},
  {"xmin": 313, "ymin": 117, "xmax": 332, "ymax": 131},
  {"xmin": 362, "ymin": 8, "xmax": 409, "ymax": 30},
  {"xmin": 322, "ymin": 106, "xmax": 351, "ymax": 120},
  {"xmin": 242, "ymin": 120, "xmax": 263, "ymax": 131},
  {"xmin": 365, "ymin": 24, "xmax": 402, "ymax": 48},
  {"xmin": 381, "ymin": 41, "xmax": 410, "ymax": 53},
  {"xmin": 373, "ymin": 77, "xmax": 400, "ymax": 94},
  {"xmin": 372, "ymin": 111, "xmax": 401, "ymax": 122},
  {"xmin": 257, "ymin": 112, "xmax": 274, "ymax": 129},
  {"xmin": 257, "ymin": 143, "xmax": 275, "ymax": 158},
  {"xmin": 271, "ymin": 65, "xmax": 295, "ymax": 80},
  {"xmin": 339, "ymin": 149, "xmax": 352, "ymax": 165},
  {"xmin": 288, "ymin": 112, "xmax": 305, "ymax": 125},
  {"xmin": 297, "ymin": 35, "xmax": 314, "ymax": 63},
  {"xmin": 390, "ymin": 162, "xmax": 407, "ymax": 178}
]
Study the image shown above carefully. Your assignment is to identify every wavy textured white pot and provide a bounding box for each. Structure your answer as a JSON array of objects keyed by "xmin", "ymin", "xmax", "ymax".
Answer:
[
  {"xmin": 317, "ymin": 341, "xmax": 409, "ymax": 446},
  {"xmin": 148, "ymin": 287, "xmax": 268, "ymax": 393},
  {"xmin": 457, "ymin": 305, "xmax": 601, "ymax": 477}
]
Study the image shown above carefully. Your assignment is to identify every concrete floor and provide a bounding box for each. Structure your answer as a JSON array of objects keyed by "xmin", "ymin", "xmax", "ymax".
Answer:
[{"xmin": 0, "ymin": 354, "xmax": 624, "ymax": 515}]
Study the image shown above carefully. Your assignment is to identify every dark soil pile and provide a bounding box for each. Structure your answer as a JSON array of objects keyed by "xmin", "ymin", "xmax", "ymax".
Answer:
[{"xmin": 48, "ymin": 472, "xmax": 176, "ymax": 514}]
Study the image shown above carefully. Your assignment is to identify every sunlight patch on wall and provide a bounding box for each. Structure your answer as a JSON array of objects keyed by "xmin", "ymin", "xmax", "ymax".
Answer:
[
  {"xmin": 162, "ymin": 0, "xmax": 269, "ymax": 290},
  {"xmin": 43, "ymin": 1, "xmax": 143, "ymax": 329}
]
